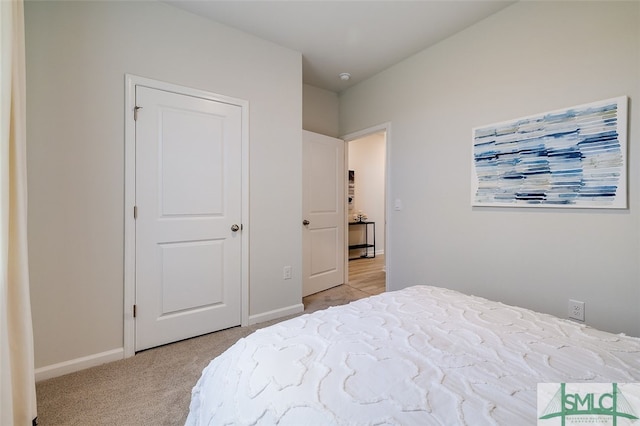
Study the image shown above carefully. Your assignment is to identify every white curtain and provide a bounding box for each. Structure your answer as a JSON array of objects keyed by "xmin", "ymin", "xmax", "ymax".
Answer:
[{"xmin": 0, "ymin": 0, "xmax": 38, "ymax": 424}]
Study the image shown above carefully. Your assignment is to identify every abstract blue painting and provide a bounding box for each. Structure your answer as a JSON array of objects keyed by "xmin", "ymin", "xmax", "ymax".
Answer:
[{"xmin": 472, "ymin": 96, "xmax": 627, "ymax": 208}]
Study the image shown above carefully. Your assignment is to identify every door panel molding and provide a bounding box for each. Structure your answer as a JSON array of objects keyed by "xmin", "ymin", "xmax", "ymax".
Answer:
[{"xmin": 124, "ymin": 74, "xmax": 249, "ymax": 357}]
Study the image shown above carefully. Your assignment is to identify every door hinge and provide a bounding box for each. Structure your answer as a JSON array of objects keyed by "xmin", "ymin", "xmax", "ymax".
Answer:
[
  {"xmin": 133, "ymin": 304, "xmax": 137, "ymax": 318},
  {"xmin": 133, "ymin": 205, "xmax": 138, "ymax": 219},
  {"xmin": 134, "ymin": 106, "xmax": 142, "ymax": 121}
]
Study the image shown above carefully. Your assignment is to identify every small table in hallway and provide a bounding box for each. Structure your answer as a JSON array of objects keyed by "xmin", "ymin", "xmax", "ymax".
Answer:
[{"xmin": 348, "ymin": 221, "xmax": 375, "ymax": 260}]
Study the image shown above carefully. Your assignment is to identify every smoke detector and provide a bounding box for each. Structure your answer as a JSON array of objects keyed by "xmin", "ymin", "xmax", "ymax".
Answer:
[{"xmin": 339, "ymin": 72, "xmax": 351, "ymax": 81}]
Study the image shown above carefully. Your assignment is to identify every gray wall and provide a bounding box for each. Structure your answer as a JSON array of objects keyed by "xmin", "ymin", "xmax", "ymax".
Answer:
[
  {"xmin": 303, "ymin": 84, "xmax": 340, "ymax": 137},
  {"xmin": 26, "ymin": 1, "xmax": 302, "ymax": 370},
  {"xmin": 340, "ymin": 1, "xmax": 640, "ymax": 336}
]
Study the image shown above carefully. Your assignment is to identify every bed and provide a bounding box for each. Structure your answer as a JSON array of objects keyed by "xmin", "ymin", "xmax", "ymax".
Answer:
[{"xmin": 185, "ymin": 285, "xmax": 640, "ymax": 425}]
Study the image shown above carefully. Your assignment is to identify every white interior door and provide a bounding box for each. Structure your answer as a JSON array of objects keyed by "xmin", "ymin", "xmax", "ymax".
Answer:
[
  {"xmin": 302, "ymin": 130, "xmax": 345, "ymax": 297},
  {"xmin": 135, "ymin": 85, "xmax": 242, "ymax": 351}
]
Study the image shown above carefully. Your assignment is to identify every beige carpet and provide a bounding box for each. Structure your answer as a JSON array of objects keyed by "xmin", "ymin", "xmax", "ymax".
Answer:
[{"xmin": 36, "ymin": 267, "xmax": 384, "ymax": 426}]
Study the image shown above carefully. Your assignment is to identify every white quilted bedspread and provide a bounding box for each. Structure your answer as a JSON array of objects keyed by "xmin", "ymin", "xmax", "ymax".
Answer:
[{"xmin": 185, "ymin": 286, "xmax": 640, "ymax": 425}]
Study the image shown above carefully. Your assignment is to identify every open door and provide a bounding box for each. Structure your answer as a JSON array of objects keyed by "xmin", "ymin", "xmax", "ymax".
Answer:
[{"xmin": 302, "ymin": 130, "xmax": 346, "ymax": 297}]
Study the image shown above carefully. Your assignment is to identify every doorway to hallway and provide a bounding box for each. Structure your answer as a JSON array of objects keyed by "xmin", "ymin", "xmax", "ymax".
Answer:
[{"xmin": 345, "ymin": 126, "xmax": 387, "ymax": 292}]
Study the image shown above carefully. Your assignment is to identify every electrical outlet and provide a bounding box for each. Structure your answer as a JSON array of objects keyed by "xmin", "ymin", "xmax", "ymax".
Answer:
[
  {"xmin": 283, "ymin": 266, "xmax": 292, "ymax": 280},
  {"xmin": 568, "ymin": 299, "xmax": 585, "ymax": 322}
]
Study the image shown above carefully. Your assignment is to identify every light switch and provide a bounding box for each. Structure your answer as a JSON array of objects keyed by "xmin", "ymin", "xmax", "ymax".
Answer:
[{"xmin": 394, "ymin": 199, "xmax": 403, "ymax": 211}]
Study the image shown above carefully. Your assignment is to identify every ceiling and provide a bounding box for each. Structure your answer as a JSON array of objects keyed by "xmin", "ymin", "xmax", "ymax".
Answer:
[{"xmin": 165, "ymin": 1, "xmax": 515, "ymax": 93}]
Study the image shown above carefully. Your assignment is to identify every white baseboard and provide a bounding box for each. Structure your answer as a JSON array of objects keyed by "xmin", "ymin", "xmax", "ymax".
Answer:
[
  {"xmin": 248, "ymin": 303, "xmax": 304, "ymax": 325},
  {"xmin": 35, "ymin": 348, "xmax": 124, "ymax": 382},
  {"xmin": 36, "ymin": 305, "xmax": 305, "ymax": 381}
]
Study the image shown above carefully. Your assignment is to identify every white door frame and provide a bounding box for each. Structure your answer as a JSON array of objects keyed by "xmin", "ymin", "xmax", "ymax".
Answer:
[
  {"xmin": 123, "ymin": 74, "xmax": 249, "ymax": 358},
  {"xmin": 341, "ymin": 122, "xmax": 391, "ymax": 291}
]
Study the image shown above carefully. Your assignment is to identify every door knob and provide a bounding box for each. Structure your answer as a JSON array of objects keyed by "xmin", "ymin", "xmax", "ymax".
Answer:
[
  {"xmin": 302, "ymin": 220, "xmax": 310, "ymax": 225},
  {"xmin": 231, "ymin": 224, "xmax": 240, "ymax": 232}
]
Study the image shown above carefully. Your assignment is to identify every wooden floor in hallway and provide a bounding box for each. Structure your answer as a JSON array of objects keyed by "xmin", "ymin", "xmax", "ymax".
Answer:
[{"xmin": 303, "ymin": 254, "xmax": 385, "ymax": 313}]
